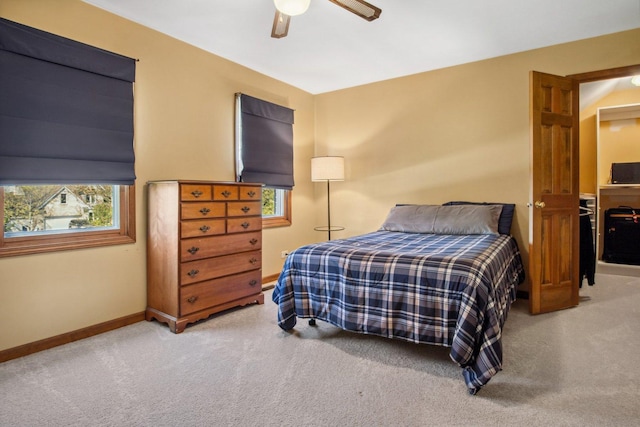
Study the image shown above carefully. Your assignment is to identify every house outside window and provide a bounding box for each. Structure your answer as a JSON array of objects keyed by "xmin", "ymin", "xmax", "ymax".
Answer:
[
  {"xmin": 3, "ymin": 185, "xmax": 117, "ymax": 234},
  {"xmin": 1, "ymin": 184, "xmax": 134, "ymax": 257}
]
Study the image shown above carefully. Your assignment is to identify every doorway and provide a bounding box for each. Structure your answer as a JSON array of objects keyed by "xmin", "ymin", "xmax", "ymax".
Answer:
[{"xmin": 572, "ymin": 65, "xmax": 640, "ymax": 279}]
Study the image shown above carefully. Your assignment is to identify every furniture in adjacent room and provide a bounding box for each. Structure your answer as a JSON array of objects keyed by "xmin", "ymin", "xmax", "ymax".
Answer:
[
  {"xmin": 146, "ymin": 180, "xmax": 264, "ymax": 333},
  {"xmin": 596, "ymin": 103, "xmax": 640, "ymax": 270}
]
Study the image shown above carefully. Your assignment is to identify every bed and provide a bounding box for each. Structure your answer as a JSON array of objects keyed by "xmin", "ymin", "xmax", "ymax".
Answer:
[{"xmin": 272, "ymin": 203, "xmax": 525, "ymax": 394}]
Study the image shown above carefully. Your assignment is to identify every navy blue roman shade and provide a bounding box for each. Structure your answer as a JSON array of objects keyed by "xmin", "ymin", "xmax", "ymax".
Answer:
[
  {"xmin": 236, "ymin": 93, "xmax": 294, "ymax": 190},
  {"xmin": 0, "ymin": 18, "xmax": 136, "ymax": 185}
]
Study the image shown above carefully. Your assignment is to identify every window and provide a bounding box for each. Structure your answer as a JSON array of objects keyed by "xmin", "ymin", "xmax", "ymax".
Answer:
[
  {"xmin": 262, "ymin": 187, "xmax": 291, "ymax": 228},
  {"xmin": 0, "ymin": 18, "xmax": 137, "ymax": 257},
  {"xmin": 1, "ymin": 184, "xmax": 135, "ymax": 257},
  {"xmin": 235, "ymin": 93, "xmax": 295, "ymax": 228}
]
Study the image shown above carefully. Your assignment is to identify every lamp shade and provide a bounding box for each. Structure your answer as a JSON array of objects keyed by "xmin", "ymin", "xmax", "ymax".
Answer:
[
  {"xmin": 311, "ymin": 156, "xmax": 344, "ymax": 181},
  {"xmin": 274, "ymin": 0, "xmax": 311, "ymax": 16}
]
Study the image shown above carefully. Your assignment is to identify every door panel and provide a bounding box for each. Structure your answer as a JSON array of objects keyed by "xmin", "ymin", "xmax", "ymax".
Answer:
[{"xmin": 529, "ymin": 71, "xmax": 580, "ymax": 314}]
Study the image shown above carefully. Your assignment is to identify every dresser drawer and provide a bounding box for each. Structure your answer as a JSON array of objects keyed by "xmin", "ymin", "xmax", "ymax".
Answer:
[
  {"xmin": 180, "ymin": 219, "xmax": 226, "ymax": 239},
  {"xmin": 227, "ymin": 217, "xmax": 262, "ymax": 234},
  {"xmin": 180, "ymin": 250, "xmax": 261, "ymax": 285},
  {"xmin": 180, "ymin": 231, "xmax": 262, "ymax": 262},
  {"xmin": 227, "ymin": 201, "xmax": 261, "ymax": 217},
  {"xmin": 180, "ymin": 184, "xmax": 212, "ymax": 201},
  {"xmin": 213, "ymin": 185, "xmax": 238, "ymax": 200},
  {"xmin": 239, "ymin": 186, "xmax": 262, "ymax": 201},
  {"xmin": 180, "ymin": 270, "xmax": 262, "ymax": 316},
  {"xmin": 181, "ymin": 202, "xmax": 226, "ymax": 219}
]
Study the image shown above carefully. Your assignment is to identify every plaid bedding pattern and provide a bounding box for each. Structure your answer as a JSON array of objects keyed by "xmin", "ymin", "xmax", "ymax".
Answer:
[{"xmin": 272, "ymin": 231, "xmax": 525, "ymax": 394}]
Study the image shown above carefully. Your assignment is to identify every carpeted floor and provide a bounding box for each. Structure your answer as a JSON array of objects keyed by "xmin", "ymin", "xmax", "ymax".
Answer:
[{"xmin": 1, "ymin": 273, "xmax": 639, "ymax": 426}]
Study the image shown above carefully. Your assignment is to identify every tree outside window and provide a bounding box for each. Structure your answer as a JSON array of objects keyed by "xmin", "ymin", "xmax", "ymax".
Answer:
[{"xmin": 262, "ymin": 187, "xmax": 291, "ymax": 228}]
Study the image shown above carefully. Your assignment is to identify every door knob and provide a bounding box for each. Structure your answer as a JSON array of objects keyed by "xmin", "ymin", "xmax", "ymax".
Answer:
[{"xmin": 534, "ymin": 201, "xmax": 546, "ymax": 209}]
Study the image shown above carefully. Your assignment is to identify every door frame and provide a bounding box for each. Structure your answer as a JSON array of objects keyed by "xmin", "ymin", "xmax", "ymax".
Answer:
[{"xmin": 568, "ymin": 64, "xmax": 640, "ymax": 84}]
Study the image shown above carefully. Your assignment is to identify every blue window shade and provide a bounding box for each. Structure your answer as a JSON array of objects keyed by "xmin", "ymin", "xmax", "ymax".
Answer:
[
  {"xmin": 0, "ymin": 18, "xmax": 136, "ymax": 185},
  {"xmin": 236, "ymin": 93, "xmax": 294, "ymax": 190}
]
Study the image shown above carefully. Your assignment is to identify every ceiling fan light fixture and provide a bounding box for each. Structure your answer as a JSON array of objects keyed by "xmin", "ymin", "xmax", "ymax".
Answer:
[
  {"xmin": 632, "ymin": 75, "xmax": 640, "ymax": 87},
  {"xmin": 274, "ymin": 0, "xmax": 311, "ymax": 16}
]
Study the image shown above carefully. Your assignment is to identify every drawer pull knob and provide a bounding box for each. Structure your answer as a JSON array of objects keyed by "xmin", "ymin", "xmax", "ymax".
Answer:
[
  {"xmin": 200, "ymin": 225, "xmax": 210, "ymax": 233},
  {"xmin": 249, "ymin": 258, "xmax": 258, "ymax": 265},
  {"xmin": 188, "ymin": 269, "xmax": 199, "ymax": 277},
  {"xmin": 199, "ymin": 207, "xmax": 211, "ymax": 215},
  {"xmin": 187, "ymin": 296, "xmax": 198, "ymax": 304},
  {"xmin": 250, "ymin": 238, "xmax": 258, "ymax": 245},
  {"xmin": 221, "ymin": 190, "xmax": 231, "ymax": 198},
  {"xmin": 247, "ymin": 190, "xmax": 256, "ymax": 198},
  {"xmin": 187, "ymin": 246, "xmax": 199, "ymax": 255},
  {"xmin": 249, "ymin": 280, "xmax": 258, "ymax": 286},
  {"xmin": 241, "ymin": 222, "xmax": 250, "ymax": 229},
  {"xmin": 191, "ymin": 190, "xmax": 203, "ymax": 198},
  {"xmin": 241, "ymin": 206, "xmax": 250, "ymax": 213}
]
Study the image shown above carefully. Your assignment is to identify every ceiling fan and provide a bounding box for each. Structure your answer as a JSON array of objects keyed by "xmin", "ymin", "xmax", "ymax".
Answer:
[{"xmin": 271, "ymin": 0, "xmax": 382, "ymax": 39}]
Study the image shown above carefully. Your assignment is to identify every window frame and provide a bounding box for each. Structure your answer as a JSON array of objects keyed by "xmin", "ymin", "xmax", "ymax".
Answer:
[
  {"xmin": 262, "ymin": 188, "xmax": 292, "ymax": 229},
  {"xmin": 0, "ymin": 184, "xmax": 136, "ymax": 258}
]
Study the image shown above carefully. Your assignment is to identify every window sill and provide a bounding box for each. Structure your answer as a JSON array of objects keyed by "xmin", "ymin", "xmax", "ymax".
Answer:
[
  {"xmin": 0, "ymin": 233, "xmax": 136, "ymax": 258},
  {"xmin": 263, "ymin": 217, "xmax": 291, "ymax": 229}
]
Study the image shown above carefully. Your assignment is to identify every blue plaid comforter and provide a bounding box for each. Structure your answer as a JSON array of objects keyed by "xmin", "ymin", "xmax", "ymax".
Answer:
[{"xmin": 272, "ymin": 231, "xmax": 525, "ymax": 394}]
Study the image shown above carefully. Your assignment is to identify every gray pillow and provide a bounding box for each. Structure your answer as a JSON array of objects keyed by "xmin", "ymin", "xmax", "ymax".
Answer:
[
  {"xmin": 380, "ymin": 204, "xmax": 502, "ymax": 235},
  {"xmin": 442, "ymin": 201, "xmax": 515, "ymax": 235}
]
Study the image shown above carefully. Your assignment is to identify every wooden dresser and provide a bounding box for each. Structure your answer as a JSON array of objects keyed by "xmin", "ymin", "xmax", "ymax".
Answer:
[{"xmin": 146, "ymin": 180, "xmax": 264, "ymax": 333}]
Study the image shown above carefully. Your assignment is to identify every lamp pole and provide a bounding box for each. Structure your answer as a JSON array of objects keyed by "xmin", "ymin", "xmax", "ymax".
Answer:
[{"xmin": 326, "ymin": 179, "xmax": 332, "ymax": 240}]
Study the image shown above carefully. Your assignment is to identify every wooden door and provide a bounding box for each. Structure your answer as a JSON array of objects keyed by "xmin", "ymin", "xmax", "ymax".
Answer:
[{"xmin": 529, "ymin": 71, "xmax": 580, "ymax": 314}]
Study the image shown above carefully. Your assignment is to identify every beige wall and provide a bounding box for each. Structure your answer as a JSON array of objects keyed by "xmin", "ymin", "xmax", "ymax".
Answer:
[
  {"xmin": 0, "ymin": 0, "xmax": 317, "ymax": 351},
  {"xmin": 315, "ymin": 28, "xmax": 640, "ymax": 291},
  {"xmin": 580, "ymin": 88, "xmax": 640, "ymax": 193},
  {"xmin": 1, "ymin": 0, "xmax": 639, "ymax": 351},
  {"xmin": 600, "ymin": 117, "xmax": 640, "ymax": 185}
]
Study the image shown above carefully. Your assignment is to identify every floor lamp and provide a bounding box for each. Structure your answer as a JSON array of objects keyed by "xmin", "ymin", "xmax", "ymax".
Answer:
[{"xmin": 312, "ymin": 156, "xmax": 345, "ymax": 240}]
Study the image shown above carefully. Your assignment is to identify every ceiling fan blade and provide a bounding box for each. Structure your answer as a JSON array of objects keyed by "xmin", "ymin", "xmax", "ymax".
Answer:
[
  {"xmin": 327, "ymin": 0, "xmax": 381, "ymax": 21},
  {"xmin": 271, "ymin": 10, "xmax": 290, "ymax": 38}
]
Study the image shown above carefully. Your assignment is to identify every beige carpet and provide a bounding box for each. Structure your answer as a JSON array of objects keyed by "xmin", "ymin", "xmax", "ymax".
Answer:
[{"xmin": 1, "ymin": 273, "xmax": 639, "ymax": 426}]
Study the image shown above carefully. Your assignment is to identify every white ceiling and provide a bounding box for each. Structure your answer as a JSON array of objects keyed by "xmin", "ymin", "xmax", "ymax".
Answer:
[
  {"xmin": 580, "ymin": 77, "xmax": 639, "ymax": 111},
  {"xmin": 82, "ymin": 0, "xmax": 640, "ymax": 94}
]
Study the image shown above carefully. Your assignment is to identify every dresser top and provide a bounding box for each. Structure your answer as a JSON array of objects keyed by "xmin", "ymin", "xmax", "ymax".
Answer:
[{"xmin": 147, "ymin": 180, "xmax": 263, "ymax": 186}]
